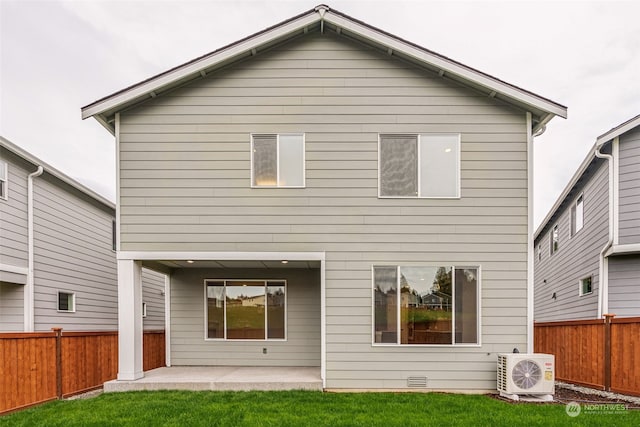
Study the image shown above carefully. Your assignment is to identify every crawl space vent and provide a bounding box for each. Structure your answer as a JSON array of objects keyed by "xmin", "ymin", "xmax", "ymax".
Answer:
[{"xmin": 407, "ymin": 376, "xmax": 428, "ymax": 388}]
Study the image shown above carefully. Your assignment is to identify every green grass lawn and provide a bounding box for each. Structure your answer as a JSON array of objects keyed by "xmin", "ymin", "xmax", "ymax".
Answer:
[{"xmin": 1, "ymin": 390, "xmax": 637, "ymax": 427}]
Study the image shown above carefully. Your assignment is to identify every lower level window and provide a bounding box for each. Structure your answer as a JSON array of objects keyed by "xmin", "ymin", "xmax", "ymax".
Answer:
[
  {"xmin": 373, "ymin": 265, "xmax": 479, "ymax": 345},
  {"xmin": 579, "ymin": 277, "xmax": 592, "ymax": 296},
  {"xmin": 58, "ymin": 292, "xmax": 75, "ymax": 312},
  {"xmin": 205, "ymin": 279, "xmax": 286, "ymax": 340}
]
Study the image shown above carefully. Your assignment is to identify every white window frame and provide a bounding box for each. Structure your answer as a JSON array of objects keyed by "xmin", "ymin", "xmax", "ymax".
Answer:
[
  {"xmin": 142, "ymin": 302, "xmax": 148, "ymax": 318},
  {"xmin": 57, "ymin": 291, "xmax": 76, "ymax": 313},
  {"xmin": 377, "ymin": 133, "xmax": 461, "ymax": 199},
  {"xmin": 574, "ymin": 193, "xmax": 584, "ymax": 234},
  {"xmin": 203, "ymin": 278, "xmax": 288, "ymax": 342},
  {"xmin": 579, "ymin": 276, "xmax": 593, "ymax": 296},
  {"xmin": 550, "ymin": 224, "xmax": 559, "ymax": 255},
  {"xmin": 250, "ymin": 133, "xmax": 305, "ymax": 188},
  {"xmin": 371, "ymin": 264, "xmax": 481, "ymax": 347},
  {"xmin": 0, "ymin": 160, "xmax": 7, "ymax": 201}
]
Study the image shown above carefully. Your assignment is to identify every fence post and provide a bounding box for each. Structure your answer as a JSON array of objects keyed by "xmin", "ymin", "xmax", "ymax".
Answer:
[
  {"xmin": 603, "ymin": 314, "xmax": 615, "ymax": 392},
  {"xmin": 52, "ymin": 328, "xmax": 63, "ymax": 399}
]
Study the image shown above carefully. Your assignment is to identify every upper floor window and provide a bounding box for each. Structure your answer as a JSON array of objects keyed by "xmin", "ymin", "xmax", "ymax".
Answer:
[
  {"xmin": 550, "ymin": 225, "xmax": 559, "ymax": 255},
  {"xmin": 251, "ymin": 134, "xmax": 304, "ymax": 188},
  {"xmin": 537, "ymin": 244, "xmax": 542, "ymax": 261},
  {"xmin": 373, "ymin": 265, "xmax": 479, "ymax": 345},
  {"xmin": 379, "ymin": 134, "xmax": 460, "ymax": 198},
  {"xmin": 572, "ymin": 194, "xmax": 584, "ymax": 235},
  {"xmin": 0, "ymin": 160, "xmax": 7, "ymax": 200}
]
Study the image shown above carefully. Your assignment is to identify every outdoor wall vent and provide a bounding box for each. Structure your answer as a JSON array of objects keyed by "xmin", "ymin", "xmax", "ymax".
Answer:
[{"xmin": 407, "ymin": 376, "xmax": 428, "ymax": 388}]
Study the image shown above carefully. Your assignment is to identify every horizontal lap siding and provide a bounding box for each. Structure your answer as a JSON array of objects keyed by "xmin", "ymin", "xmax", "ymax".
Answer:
[
  {"xmin": 142, "ymin": 268, "xmax": 165, "ymax": 330},
  {"xmin": 33, "ymin": 177, "xmax": 118, "ymax": 331},
  {"xmin": 0, "ymin": 283, "xmax": 23, "ymax": 331},
  {"xmin": 619, "ymin": 127, "xmax": 640, "ymax": 245},
  {"xmin": 170, "ymin": 268, "xmax": 320, "ymax": 366},
  {"xmin": 0, "ymin": 149, "xmax": 29, "ymax": 269},
  {"xmin": 120, "ymin": 33, "xmax": 528, "ymax": 390},
  {"xmin": 608, "ymin": 255, "xmax": 640, "ymax": 317},
  {"xmin": 534, "ymin": 160, "xmax": 609, "ymax": 321}
]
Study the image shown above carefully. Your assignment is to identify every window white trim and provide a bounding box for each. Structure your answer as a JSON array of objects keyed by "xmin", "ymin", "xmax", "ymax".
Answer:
[
  {"xmin": 550, "ymin": 224, "xmax": 559, "ymax": 255},
  {"xmin": 203, "ymin": 278, "xmax": 288, "ymax": 342},
  {"xmin": 250, "ymin": 133, "xmax": 305, "ymax": 188},
  {"xmin": 377, "ymin": 133, "xmax": 461, "ymax": 199},
  {"xmin": 0, "ymin": 160, "xmax": 7, "ymax": 201},
  {"xmin": 574, "ymin": 193, "xmax": 584, "ymax": 235},
  {"xmin": 579, "ymin": 276, "xmax": 593, "ymax": 296},
  {"xmin": 370, "ymin": 264, "xmax": 481, "ymax": 347},
  {"xmin": 57, "ymin": 291, "xmax": 76, "ymax": 313}
]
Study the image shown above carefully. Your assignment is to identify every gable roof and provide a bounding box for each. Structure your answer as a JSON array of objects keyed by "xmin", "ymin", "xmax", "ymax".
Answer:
[
  {"xmin": 0, "ymin": 136, "xmax": 115, "ymax": 211},
  {"xmin": 534, "ymin": 114, "xmax": 640, "ymax": 241},
  {"xmin": 82, "ymin": 4, "xmax": 566, "ymax": 134}
]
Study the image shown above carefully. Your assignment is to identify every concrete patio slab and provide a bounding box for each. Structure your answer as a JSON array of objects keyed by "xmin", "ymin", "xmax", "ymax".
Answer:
[{"xmin": 104, "ymin": 366, "xmax": 323, "ymax": 392}]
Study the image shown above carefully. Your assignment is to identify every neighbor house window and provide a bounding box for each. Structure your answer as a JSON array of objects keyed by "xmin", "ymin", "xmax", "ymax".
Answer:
[
  {"xmin": 142, "ymin": 302, "xmax": 147, "ymax": 318},
  {"xmin": 579, "ymin": 277, "xmax": 592, "ymax": 296},
  {"xmin": 0, "ymin": 160, "xmax": 7, "ymax": 200},
  {"xmin": 572, "ymin": 194, "xmax": 584, "ymax": 235},
  {"xmin": 205, "ymin": 279, "xmax": 286, "ymax": 340},
  {"xmin": 537, "ymin": 244, "xmax": 542, "ymax": 261},
  {"xmin": 111, "ymin": 219, "xmax": 116, "ymax": 251},
  {"xmin": 550, "ymin": 225, "xmax": 559, "ymax": 255},
  {"xmin": 379, "ymin": 134, "xmax": 460, "ymax": 198},
  {"xmin": 57, "ymin": 292, "xmax": 75, "ymax": 312},
  {"xmin": 373, "ymin": 265, "xmax": 479, "ymax": 345},
  {"xmin": 251, "ymin": 134, "xmax": 304, "ymax": 187}
]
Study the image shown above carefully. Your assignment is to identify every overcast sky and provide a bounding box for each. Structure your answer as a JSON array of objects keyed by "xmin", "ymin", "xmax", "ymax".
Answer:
[{"xmin": 1, "ymin": 0, "xmax": 639, "ymax": 227}]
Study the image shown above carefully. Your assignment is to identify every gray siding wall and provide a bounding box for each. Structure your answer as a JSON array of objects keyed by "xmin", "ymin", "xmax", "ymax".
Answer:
[
  {"xmin": 119, "ymin": 33, "xmax": 530, "ymax": 390},
  {"xmin": 0, "ymin": 282, "xmax": 24, "ymax": 331},
  {"xmin": 143, "ymin": 268, "xmax": 166, "ymax": 330},
  {"xmin": 534, "ymin": 159, "xmax": 609, "ymax": 321},
  {"xmin": 0, "ymin": 149, "xmax": 29, "ymax": 271},
  {"xmin": 609, "ymin": 255, "xmax": 640, "ymax": 317},
  {"xmin": 32, "ymin": 175, "xmax": 119, "ymax": 331},
  {"xmin": 170, "ymin": 268, "xmax": 320, "ymax": 367},
  {"xmin": 618, "ymin": 127, "xmax": 640, "ymax": 245}
]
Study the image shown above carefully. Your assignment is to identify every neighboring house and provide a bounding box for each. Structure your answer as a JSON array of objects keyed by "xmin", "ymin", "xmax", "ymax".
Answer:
[
  {"xmin": 0, "ymin": 136, "xmax": 165, "ymax": 332},
  {"xmin": 81, "ymin": 5, "xmax": 566, "ymax": 390},
  {"xmin": 534, "ymin": 114, "xmax": 640, "ymax": 321}
]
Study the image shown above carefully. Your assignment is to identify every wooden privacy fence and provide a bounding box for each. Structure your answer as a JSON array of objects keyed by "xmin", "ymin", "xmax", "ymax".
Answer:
[
  {"xmin": 535, "ymin": 315, "xmax": 640, "ymax": 396},
  {"xmin": 0, "ymin": 329, "xmax": 165, "ymax": 414}
]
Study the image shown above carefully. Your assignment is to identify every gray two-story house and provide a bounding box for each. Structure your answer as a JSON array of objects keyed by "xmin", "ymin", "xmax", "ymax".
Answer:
[
  {"xmin": 534, "ymin": 114, "xmax": 640, "ymax": 321},
  {"xmin": 0, "ymin": 136, "xmax": 165, "ymax": 332},
  {"xmin": 82, "ymin": 5, "xmax": 566, "ymax": 391}
]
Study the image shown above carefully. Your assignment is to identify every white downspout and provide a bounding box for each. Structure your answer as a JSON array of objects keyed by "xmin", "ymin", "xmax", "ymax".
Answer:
[
  {"xmin": 26, "ymin": 165, "xmax": 44, "ymax": 332},
  {"xmin": 595, "ymin": 142, "xmax": 614, "ymax": 318}
]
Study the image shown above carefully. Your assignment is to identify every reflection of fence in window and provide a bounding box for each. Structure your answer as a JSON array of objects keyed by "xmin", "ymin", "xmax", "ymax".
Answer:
[{"xmin": 373, "ymin": 266, "xmax": 479, "ymax": 345}]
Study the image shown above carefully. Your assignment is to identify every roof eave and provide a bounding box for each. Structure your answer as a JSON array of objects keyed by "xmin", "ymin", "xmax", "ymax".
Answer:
[
  {"xmin": 82, "ymin": 5, "xmax": 566, "ymax": 125},
  {"xmin": 0, "ymin": 136, "xmax": 115, "ymax": 210},
  {"xmin": 596, "ymin": 113, "xmax": 640, "ymax": 145}
]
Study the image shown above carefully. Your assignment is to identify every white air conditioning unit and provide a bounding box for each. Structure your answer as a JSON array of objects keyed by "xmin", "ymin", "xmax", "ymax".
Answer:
[{"xmin": 497, "ymin": 353, "xmax": 554, "ymax": 401}]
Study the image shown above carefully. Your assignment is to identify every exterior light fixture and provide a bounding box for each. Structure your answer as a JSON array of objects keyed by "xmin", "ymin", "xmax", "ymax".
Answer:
[{"xmin": 187, "ymin": 260, "xmax": 194, "ymax": 264}]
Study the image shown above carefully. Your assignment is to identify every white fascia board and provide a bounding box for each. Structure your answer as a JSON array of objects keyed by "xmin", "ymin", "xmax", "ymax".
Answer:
[
  {"xmin": 324, "ymin": 12, "xmax": 567, "ymax": 119},
  {"xmin": 596, "ymin": 114, "xmax": 640, "ymax": 145},
  {"xmin": 0, "ymin": 136, "xmax": 115, "ymax": 210},
  {"xmin": 81, "ymin": 12, "xmax": 321, "ymax": 120},
  {"xmin": 117, "ymin": 251, "xmax": 326, "ymax": 261}
]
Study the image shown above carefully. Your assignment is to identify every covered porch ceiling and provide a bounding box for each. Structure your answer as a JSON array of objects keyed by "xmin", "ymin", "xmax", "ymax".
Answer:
[{"xmin": 143, "ymin": 259, "xmax": 321, "ymax": 273}]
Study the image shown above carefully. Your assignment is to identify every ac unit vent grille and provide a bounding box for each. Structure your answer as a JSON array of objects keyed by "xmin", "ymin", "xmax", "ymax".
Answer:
[
  {"xmin": 497, "ymin": 354, "xmax": 507, "ymax": 391},
  {"xmin": 407, "ymin": 376, "xmax": 428, "ymax": 388}
]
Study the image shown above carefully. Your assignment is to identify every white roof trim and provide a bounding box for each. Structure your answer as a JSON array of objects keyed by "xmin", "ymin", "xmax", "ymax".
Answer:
[
  {"xmin": 82, "ymin": 5, "xmax": 566, "ymax": 124},
  {"xmin": 534, "ymin": 114, "xmax": 640, "ymax": 240},
  {"xmin": 0, "ymin": 136, "xmax": 115, "ymax": 210},
  {"xmin": 596, "ymin": 113, "xmax": 640, "ymax": 145}
]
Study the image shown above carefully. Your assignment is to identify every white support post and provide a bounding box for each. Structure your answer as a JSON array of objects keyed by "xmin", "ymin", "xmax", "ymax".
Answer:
[{"xmin": 117, "ymin": 259, "xmax": 144, "ymax": 380}]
